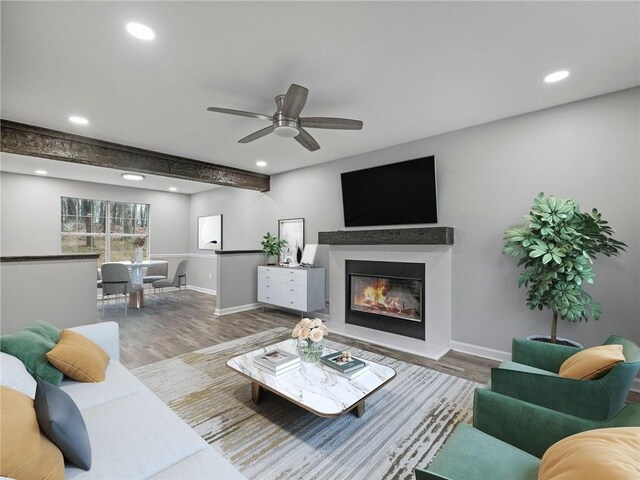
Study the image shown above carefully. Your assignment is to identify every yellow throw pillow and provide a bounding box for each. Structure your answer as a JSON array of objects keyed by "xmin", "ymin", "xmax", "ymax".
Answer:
[
  {"xmin": 0, "ymin": 386, "xmax": 64, "ymax": 480},
  {"xmin": 558, "ymin": 344, "xmax": 625, "ymax": 380},
  {"xmin": 46, "ymin": 329, "xmax": 110, "ymax": 382},
  {"xmin": 538, "ymin": 427, "xmax": 640, "ymax": 480}
]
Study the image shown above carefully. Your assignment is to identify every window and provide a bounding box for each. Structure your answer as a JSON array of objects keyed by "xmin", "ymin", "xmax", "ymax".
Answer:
[{"xmin": 61, "ymin": 197, "xmax": 149, "ymax": 264}]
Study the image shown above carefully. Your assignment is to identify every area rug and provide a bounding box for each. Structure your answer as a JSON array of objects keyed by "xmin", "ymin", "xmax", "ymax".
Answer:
[{"xmin": 132, "ymin": 328, "xmax": 480, "ymax": 480}]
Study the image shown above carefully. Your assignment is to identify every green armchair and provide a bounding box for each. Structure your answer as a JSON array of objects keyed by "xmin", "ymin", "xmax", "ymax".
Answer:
[
  {"xmin": 488, "ymin": 335, "xmax": 640, "ymax": 420},
  {"xmin": 415, "ymin": 389, "xmax": 640, "ymax": 480}
]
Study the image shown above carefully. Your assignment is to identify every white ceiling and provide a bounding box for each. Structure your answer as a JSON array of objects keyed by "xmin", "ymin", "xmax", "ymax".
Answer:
[{"xmin": 1, "ymin": 1, "xmax": 639, "ymax": 180}]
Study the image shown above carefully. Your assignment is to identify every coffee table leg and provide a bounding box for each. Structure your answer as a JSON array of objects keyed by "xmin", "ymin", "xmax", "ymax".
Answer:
[
  {"xmin": 354, "ymin": 400, "xmax": 365, "ymax": 418},
  {"xmin": 251, "ymin": 381, "xmax": 263, "ymax": 404}
]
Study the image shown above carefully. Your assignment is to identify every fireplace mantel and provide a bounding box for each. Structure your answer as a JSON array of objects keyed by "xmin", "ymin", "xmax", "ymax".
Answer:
[{"xmin": 318, "ymin": 227, "xmax": 454, "ymax": 246}]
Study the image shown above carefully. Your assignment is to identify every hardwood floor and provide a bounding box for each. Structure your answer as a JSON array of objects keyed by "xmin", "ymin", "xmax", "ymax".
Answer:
[
  {"xmin": 98, "ymin": 289, "xmax": 639, "ymax": 402},
  {"xmin": 98, "ymin": 290, "xmax": 497, "ymax": 384}
]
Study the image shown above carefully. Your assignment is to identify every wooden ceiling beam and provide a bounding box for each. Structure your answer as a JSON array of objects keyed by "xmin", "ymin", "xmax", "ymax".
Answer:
[{"xmin": 0, "ymin": 120, "xmax": 270, "ymax": 192}]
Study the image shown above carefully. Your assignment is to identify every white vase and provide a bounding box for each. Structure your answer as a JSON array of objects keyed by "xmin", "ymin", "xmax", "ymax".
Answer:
[{"xmin": 135, "ymin": 247, "xmax": 143, "ymax": 264}]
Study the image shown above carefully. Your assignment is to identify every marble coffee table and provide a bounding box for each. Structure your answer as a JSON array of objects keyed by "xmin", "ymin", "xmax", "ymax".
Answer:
[{"xmin": 227, "ymin": 339, "xmax": 396, "ymax": 418}]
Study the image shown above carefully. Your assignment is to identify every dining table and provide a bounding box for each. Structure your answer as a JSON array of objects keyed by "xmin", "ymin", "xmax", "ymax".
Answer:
[{"xmin": 117, "ymin": 260, "xmax": 169, "ymax": 308}]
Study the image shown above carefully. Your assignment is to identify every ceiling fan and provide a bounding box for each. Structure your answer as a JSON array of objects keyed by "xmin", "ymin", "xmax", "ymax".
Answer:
[{"xmin": 206, "ymin": 84, "xmax": 363, "ymax": 152}]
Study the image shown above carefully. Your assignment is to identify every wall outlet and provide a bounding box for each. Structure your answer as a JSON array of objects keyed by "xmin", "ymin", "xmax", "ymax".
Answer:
[{"xmin": 208, "ymin": 273, "xmax": 212, "ymax": 280}]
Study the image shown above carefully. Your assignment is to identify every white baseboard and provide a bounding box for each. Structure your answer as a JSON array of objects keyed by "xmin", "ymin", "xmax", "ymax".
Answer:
[
  {"xmin": 450, "ymin": 340, "xmax": 511, "ymax": 363},
  {"xmin": 214, "ymin": 302, "xmax": 262, "ymax": 316},
  {"xmin": 187, "ymin": 285, "xmax": 216, "ymax": 296}
]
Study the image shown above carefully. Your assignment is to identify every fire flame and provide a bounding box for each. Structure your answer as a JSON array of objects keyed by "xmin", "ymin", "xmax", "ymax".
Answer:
[{"xmin": 363, "ymin": 282, "xmax": 387, "ymax": 304}]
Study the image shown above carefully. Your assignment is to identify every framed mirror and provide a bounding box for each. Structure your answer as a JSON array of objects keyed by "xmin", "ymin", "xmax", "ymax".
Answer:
[
  {"xmin": 198, "ymin": 214, "xmax": 223, "ymax": 251},
  {"xmin": 278, "ymin": 217, "xmax": 304, "ymax": 263}
]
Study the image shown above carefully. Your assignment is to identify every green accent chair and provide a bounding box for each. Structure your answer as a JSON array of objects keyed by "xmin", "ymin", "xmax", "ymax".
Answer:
[
  {"xmin": 473, "ymin": 388, "xmax": 640, "ymax": 458},
  {"xmin": 488, "ymin": 335, "xmax": 640, "ymax": 420},
  {"xmin": 415, "ymin": 389, "xmax": 640, "ymax": 480}
]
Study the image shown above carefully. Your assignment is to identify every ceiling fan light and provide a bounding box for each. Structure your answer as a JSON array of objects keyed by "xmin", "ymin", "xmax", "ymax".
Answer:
[{"xmin": 274, "ymin": 125, "xmax": 299, "ymax": 138}]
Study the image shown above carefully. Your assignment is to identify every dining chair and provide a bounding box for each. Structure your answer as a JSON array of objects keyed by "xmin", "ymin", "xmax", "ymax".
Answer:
[
  {"xmin": 152, "ymin": 259, "xmax": 188, "ymax": 307},
  {"xmin": 97, "ymin": 268, "xmax": 103, "ymax": 289},
  {"xmin": 143, "ymin": 261, "xmax": 168, "ymax": 291},
  {"xmin": 100, "ymin": 263, "xmax": 143, "ymax": 318}
]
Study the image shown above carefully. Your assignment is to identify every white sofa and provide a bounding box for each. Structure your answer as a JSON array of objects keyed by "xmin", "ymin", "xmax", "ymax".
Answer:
[{"xmin": 2, "ymin": 321, "xmax": 245, "ymax": 480}]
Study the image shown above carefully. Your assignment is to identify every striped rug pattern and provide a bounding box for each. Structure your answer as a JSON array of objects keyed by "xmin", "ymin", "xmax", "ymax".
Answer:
[{"xmin": 132, "ymin": 328, "xmax": 479, "ymax": 480}]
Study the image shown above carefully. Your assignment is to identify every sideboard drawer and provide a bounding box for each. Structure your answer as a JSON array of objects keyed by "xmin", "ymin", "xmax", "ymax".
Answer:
[{"xmin": 257, "ymin": 266, "xmax": 324, "ymax": 313}]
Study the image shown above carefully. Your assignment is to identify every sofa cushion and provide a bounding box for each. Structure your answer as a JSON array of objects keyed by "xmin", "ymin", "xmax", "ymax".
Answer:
[
  {"xmin": 149, "ymin": 447, "xmax": 245, "ymax": 480},
  {"xmin": 1, "ymin": 328, "xmax": 64, "ymax": 385},
  {"xmin": 1, "ymin": 351, "xmax": 37, "ymax": 398},
  {"xmin": 25, "ymin": 320, "xmax": 62, "ymax": 343},
  {"xmin": 46, "ymin": 329, "xmax": 110, "ymax": 382},
  {"xmin": 1, "ymin": 386, "xmax": 65, "ymax": 480},
  {"xmin": 538, "ymin": 427, "xmax": 640, "ymax": 479},
  {"xmin": 60, "ymin": 360, "xmax": 146, "ymax": 410},
  {"xmin": 65, "ymin": 390, "xmax": 211, "ymax": 479},
  {"xmin": 559, "ymin": 344, "xmax": 626, "ymax": 380},
  {"xmin": 35, "ymin": 379, "xmax": 92, "ymax": 471}
]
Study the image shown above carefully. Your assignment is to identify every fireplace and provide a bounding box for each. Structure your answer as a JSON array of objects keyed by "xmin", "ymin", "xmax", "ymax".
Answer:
[{"xmin": 345, "ymin": 260, "xmax": 425, "ymax": 340}]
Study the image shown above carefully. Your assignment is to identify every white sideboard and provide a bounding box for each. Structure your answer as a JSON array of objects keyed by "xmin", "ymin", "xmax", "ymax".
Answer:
[{"xmin": 257, "ymin": 266, "xmax": 325, "ymax": 313}]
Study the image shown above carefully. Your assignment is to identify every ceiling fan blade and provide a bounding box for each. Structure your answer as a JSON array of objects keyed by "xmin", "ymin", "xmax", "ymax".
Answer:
[
  {"xmin": 300, "ymin": 117, "xmax": 363, "ymax": 130},
  {"xmin": 281, "ymin": 84, "xmax": 308, "ymax": 119},
  {"xmin": 238, "ymin": 126, "xmax": 274, "ymax": 143},
  {"xmin": 294, "ymin": 127, "xmax": 320, "ymax": 151},
  {"xmin": 207, "ymin": 107, "xmax": 272, "ymax": 122}
]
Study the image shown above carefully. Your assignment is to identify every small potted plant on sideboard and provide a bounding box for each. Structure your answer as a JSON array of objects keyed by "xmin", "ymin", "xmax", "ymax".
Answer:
[
  {"xmin": 503, "ymin": 193, "xmax": 626, "ymax": 346},
  {"xmin": 260, "ymin": 232, "xmax": 288, "ymax": 265}
]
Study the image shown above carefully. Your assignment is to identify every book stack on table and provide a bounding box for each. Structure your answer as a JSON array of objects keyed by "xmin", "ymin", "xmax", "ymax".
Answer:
[
  {"xmin": 320, "ymin": 352, "xmax": 371, "ymax": 380},
  {"xmin": 254, "ymin": 349, "xmax": 300, "ymax": 376}
]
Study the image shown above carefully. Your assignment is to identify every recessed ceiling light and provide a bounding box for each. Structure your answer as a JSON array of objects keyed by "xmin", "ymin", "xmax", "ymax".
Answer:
[
  {"xmin": 543, "ymin": 70, "xmax": 570, "ymax": 83},
  {"xmin": 256, "ymin": 161, "xmax": 267, "ymax": 167},
  {"xmin": 121, "ymin": 173, "xmax": 145, "ymax": 181},
  {"xmin": 69, "ymin": 115, "xmax": 89, "ymax": 125},
  {"xmin": 126, "ymin": 22, "xmax": 155, "ymax": 41},
  {"xmin": 35, "ymin": 170, "xmax": 48, "ymax": 175},
  {"xmin": 169, "ymin": 187, "xmax": 178, "ymax": 192}
]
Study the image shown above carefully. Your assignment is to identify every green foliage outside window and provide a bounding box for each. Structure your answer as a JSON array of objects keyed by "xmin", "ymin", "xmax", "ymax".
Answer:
[{"xmin": 61, "ymin": 197, "xmax": 150, "ymax": 265}]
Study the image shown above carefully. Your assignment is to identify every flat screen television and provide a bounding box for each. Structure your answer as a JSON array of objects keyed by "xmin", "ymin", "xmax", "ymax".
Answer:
[{"xmin": 341, "ymin": 156, "xmax": 437, "ymax": 227}]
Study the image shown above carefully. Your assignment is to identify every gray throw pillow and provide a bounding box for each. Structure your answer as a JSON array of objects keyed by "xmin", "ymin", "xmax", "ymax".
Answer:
[{"xmin": 35, "ymin": 378, "xmax": 92, "ymax": 470}]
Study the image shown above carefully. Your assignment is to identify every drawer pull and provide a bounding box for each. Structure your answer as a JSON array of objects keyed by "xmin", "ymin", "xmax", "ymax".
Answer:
[{"xmin": 290, "ymin": 289, "xmax": 294, "ymax": 291}]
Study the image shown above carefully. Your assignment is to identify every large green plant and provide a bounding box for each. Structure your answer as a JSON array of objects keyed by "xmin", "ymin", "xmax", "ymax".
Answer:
[
  {"xmin": 503, "ymin": 193, "xmax": 626, "ymax": 343},
  {"xmin": 260, "ymin": 232, "xmax": 288, "ymax": 258}
]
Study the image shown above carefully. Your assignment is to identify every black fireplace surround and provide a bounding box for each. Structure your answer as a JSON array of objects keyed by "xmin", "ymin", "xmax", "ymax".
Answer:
[{"xmin": 345, "ymin": 260, "xmax": 426, "ymax": 340}]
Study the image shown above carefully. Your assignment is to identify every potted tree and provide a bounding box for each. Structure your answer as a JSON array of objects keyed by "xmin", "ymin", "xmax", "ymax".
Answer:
[
  {"xmin": 261, "ymin": 232, "xmax": 288, "ymax": 265},
  {"xmin": 503, "ymin": 193, "xmax": 626, "ymax": 345}
]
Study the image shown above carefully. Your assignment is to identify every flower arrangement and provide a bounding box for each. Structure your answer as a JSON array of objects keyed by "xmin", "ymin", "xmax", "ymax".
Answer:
[
  {"xmin": 133, "ymin": 236, "xmax": 147, "ymax": 247},
  {"xmin": 292, "ymin": 318, "xmax": 328, "ymax": 362}
]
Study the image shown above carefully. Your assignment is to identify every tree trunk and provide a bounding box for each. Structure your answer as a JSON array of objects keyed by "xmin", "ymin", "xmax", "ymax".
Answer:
[{"xmin": 551, "ymin": 311, "xmax": 558, "ymax": 344}]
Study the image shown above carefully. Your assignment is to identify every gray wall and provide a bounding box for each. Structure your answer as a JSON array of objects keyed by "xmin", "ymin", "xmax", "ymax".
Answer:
[
  {"xmin": 187, "ymin": 255, "xmax": 217, "ymax": 293},
  {"xmin": 190, "ymin": 88, "xmax": 640, "ymax": 352},
  {"xmin": 1, "ymin": 258, "xmax": 98, "ymax": 333},
  {"xmin": 0, "ymin": 172, "xmax": 191, "ymax": 256},
  {"xmin": 215, "ymin": 253, "xmax": 263, "ymax": 313},
  {"xmin": 188, "ymin": 198, "xmax": 220, "ymax": 291}
]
